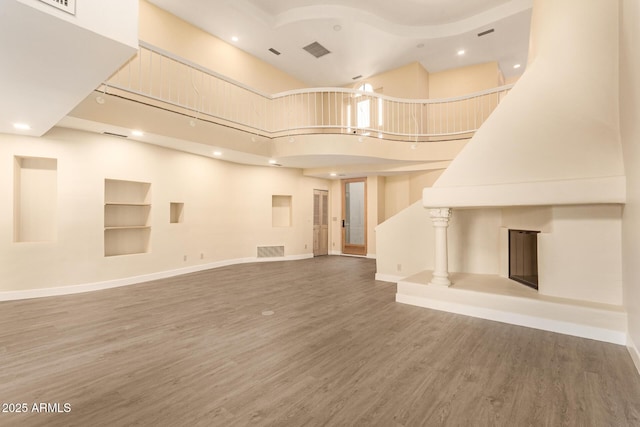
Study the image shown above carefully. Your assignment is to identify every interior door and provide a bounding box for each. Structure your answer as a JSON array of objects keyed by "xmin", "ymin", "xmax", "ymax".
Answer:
[
  {"xmin": 313, "ymin": 189, "xmax": 329, "ymax": 256},
  {"xmin": 342, "ymin": 178, "xmax": 367, "ymax": 256}
]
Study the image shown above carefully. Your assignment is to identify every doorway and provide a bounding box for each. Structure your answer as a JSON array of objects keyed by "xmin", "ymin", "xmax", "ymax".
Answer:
[
  {"xmin": 342, "ymin": 178, "xmax": 367, "ymax": 256},
  {"xmin": 313, "ymin": 189, "xmax": 329, "ymax": 256}
]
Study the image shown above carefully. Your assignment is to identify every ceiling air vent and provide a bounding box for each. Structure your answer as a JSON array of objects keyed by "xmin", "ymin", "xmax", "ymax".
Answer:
[
  {"xmin": 268, "ymin": 48, "xmax": 281, "ymax": 56},
  {"xmin": 477, "ymin": 28, "xmax": 495, "ymax": 37},
  {"xmin": 303, "ymin": 42, "xmax": 331, "ymax": 59},
  {"xmin": 102, "ymin": 131, "xmax": 128, "ymax": 138},
  {"xmin": 352, "ymin": 75, "xmax": 363, "ymax": 80},
  {"xmin": 38, "ymin": 0, "xmax": 76, "ymax": 15}
]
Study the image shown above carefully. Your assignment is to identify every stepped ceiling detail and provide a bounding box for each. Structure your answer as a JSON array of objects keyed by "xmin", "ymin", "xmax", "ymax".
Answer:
[{"xmin": 147, "ymin": 0, "xmax": 532, "ymax": 86}]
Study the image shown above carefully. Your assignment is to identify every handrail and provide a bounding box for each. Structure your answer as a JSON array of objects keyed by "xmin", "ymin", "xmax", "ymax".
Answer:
[{"xmin": 104, "ymin": 42, "xmax": 512, "ymax": 141}]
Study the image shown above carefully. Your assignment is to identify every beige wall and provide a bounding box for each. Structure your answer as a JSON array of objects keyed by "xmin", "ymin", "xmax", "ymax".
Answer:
[
  {"xmin": 620, "ymin": 0, "xmax": 640, "ymax": 364},
  {"xmin": 382, "ymin": 170, "xmax": 444, "ymax": 221},
  {"xmin": 349, "ymin": 62, "xmax": 429, "ymax": 99},
  {"xmin": 138, "ymin": 0, "xmax": 307, "ymax": 93},
  {"xmin": 537, "ymin": 205, "xmax": 622, "ymax": 305},
  {"xmin": 428, "ymin": 62, "xmax": 502, "ymax": 98},
  {"xmin": 383, "ymin": 175, "xmax": 410, "ymax": 220},
  {"xmin": 0, "ymin": 128, "xmax": 330, "ymax": 292}
]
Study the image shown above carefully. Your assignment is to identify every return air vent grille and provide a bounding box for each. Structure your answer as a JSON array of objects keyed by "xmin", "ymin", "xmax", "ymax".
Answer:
[
  {"xmin": 102, "ymin": 132, "xmax": 128, "ymax": 138},
  {"xmin": 257, "ymin": 246, "xmax": 285, "ymax": 258},
  {"xmin": 268, "ymin": 48, "xmax": 281, "ymax": 56},
  {"xmin": 477, "ymin": 28, "xmax": 495, "ymax": 37},
  {"xmin": 303, "ymin": 42, "xmax": 331, "ymax": 58},
  {"xmin": 39, "ymin": 0, "xmax": 76, "ymax": 15}
]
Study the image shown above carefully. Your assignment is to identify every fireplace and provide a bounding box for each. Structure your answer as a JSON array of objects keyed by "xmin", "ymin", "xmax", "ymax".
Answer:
[{"xmin": 509, "ymin": 229, "xmax": 539, "ymax": 290}]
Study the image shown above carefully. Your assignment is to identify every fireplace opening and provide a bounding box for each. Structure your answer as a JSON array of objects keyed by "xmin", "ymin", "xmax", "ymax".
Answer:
[{"xmin": 509, "ymin": 229, "xmax": 539, "ymax": 290}]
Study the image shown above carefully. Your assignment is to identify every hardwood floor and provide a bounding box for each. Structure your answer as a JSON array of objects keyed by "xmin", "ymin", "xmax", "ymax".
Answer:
[{"xmin": 0, "ymin": 256, "xmax": 639, "ymax": 426}]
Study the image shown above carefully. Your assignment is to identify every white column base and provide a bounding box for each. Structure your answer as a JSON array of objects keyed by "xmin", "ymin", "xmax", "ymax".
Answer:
[{"xmin": 429, "ymin": 273, "xmax": 451, "ymax": 287}]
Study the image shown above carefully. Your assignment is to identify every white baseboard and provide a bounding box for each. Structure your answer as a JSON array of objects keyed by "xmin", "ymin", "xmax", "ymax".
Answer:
[
  {"xmin": 366, "ymin": 253, "xmax": 377, "ymax": 259},
  {"xmin": 0, "ymin": 254, "xmax": 313, "ymax": 302},
  {"xmin": 628, "ymin": 334, "xmax": 640, "ymax": 375},
  {"xmin": 396, "ymin": 293, "xmax": 627, "ymax": 345},
  {"xmin": 375, "ymin": 273, "xmax": 404, "ymax": 283}
]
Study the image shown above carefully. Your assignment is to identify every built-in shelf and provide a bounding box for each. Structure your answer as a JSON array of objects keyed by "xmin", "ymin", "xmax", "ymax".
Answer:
[
  {"xmin": 14, "ymin": 156, "xmax": 57, "ymax": 243},
  {"xmin": 272, "ymin": 195, "xmax": 292, "ymax": 227},
  {"xmin": 170, "ymin": 202, "xmax": 184, "ymax": 224},
  {"xmin": 104, "ymin": 226, "xmax": 152, "ymax": 230},
  {"xmin": 104, "ymin": 179, "xmax": 151, "ymax": 257},
  {"xmin": 104, "ymin": 203, "xmax": 151, "ymax": 207}
]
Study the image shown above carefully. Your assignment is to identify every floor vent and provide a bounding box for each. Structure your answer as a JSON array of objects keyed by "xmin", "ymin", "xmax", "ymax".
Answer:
[
  {"xmin": 39, "ymin": 0, "xmax": 75, "ymax": 14},
  {"xmin": 257, "ymin": 246, "xmax": 285, "ymax": 258},
  {"xmin": 303, "ymin": 42, "xmax": 331, "ymax": 59}
]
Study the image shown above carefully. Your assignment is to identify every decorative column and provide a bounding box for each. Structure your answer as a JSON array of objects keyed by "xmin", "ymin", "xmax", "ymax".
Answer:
[{"xmin": 429, "ymin": 208, "xmax": 452, "ymax": 286}]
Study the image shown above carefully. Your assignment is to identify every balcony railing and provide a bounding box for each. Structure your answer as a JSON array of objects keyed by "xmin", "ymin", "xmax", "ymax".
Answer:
[{"xmin": 103, "ymin": 41, "xmax": 513, "ymax": 142}]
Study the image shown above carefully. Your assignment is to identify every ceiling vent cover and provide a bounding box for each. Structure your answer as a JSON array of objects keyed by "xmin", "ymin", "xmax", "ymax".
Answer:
[
  {"xmin": 477, "ymin": 28, "xmax": 495, "ymax": 37},
  {"xmin": 102, "ymin": 131, "xmax": 128, "ymax": 138},
  {"xmin": 39, "ymin": 0, "xmax": 76, "ymax": 15},
  {"xmin": 303, "ymin": 42, "xmax": 331, "ymax": 58}
]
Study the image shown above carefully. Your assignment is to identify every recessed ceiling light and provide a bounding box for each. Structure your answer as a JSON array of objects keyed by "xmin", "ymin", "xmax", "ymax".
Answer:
[
  {"xmin": 457, "ymin": 49, "xmax": 466, "ymax": 56},
  {"xmin": 231, "ymin": 36, "xmax": 239, "ymax": 42},
  {"xmin": 333, "ymin": 25, "xmax": 342, "ymax": 31},
  {"xmin": 514, "ymin": 63, "xmax": 522, "ymax": 69},
  {"xmin": 213, "ymin": 151, "xmax": 222, "ymax": 156},
  {"xmin": 13, "ymin": 123, "xmax": 31, "ymax": 130},
  {"xmin": 95, "ymin": 96, "xmax": 105, "ymax": 104},
  {"xmin": 416, "ymin": 43, "xmax": 425, "ymax": 48},
  {"xmin": 268, "ymin": 159, "xmax": 277, "ymax": 164},
  {"xmin": 131, "ymin": 130, "xmax": 144, "ymax": 137},
  {"xmin": 330, "ymin": 172, "xmax": 337, "ymax": 177}
]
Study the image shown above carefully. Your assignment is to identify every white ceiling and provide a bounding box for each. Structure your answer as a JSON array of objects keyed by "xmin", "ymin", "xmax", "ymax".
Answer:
[
  {"xmin": 0, "ymin": 0, "xmax": 136, "ymax": 136},
  {"xmin": 147, "ymin": 0, "xmax": 532, "ymax": 87}
]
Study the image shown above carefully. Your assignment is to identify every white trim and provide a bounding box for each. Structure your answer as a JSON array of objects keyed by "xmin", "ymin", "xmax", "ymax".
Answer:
[
  {"xmin": 366, "ymin": 253, "xmax": 377, "ymax": 260},
  {"xmin": 375, "ymin": 273, "xmax": 404, "ymax": 283},
  {"xmin": 627, "ymin": 334, "xmax": 640, "ymax": 375},
  {"xmin": 423, "ymin": 176, "xmax": 626, "ymax": 208},
  {"xmin": 0, "ymin": 254, "xmax": 313, "ymax": 302},
  {"xmin": 396, "ymin": 293, "xmax": 627, "ymax": 345}
]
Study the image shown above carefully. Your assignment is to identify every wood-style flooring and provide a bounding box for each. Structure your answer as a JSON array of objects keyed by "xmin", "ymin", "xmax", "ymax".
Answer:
[{"xmin": 0, "ymin": 256, "xmax": 639, "ymax": 426}]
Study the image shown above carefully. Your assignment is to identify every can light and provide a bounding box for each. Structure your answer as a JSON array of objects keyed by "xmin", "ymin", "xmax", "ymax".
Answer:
[
  {"xmin": 132, "ymin": 130, "xmax": 144, "ymax": 137},
  {"xmin": 13, "ymin": 123, "xmax": 31, "ymax": 130}
]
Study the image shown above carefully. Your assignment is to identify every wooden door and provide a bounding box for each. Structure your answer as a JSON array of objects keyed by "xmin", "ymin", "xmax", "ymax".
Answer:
[
  {"xmin": 342, "ymin": 178, "xmax": 367, "ymax": 256},
  {"xmin": 313, "ymin": 190, "xmax": 329, "ymax": 256}
]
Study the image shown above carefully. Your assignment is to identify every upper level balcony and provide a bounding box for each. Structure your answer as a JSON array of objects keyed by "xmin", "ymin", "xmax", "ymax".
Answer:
[{"xmin": 63, "ymin": 42, "xmax": 512, "ymax": 177}]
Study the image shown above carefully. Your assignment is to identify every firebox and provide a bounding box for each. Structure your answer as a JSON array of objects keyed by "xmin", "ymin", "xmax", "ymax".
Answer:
[{"xmin": 509, "ymin": 229, "xmax": 539, "ymax": 290}]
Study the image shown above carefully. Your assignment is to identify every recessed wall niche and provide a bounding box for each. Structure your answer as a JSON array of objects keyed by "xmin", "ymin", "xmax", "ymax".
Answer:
[
  {"xmin": 170, "ymin": 202, "xmax": 184, "ymax": 224},
  {"xmin": 272, "ymin": 195, "xmax": 292, "ymax": 227},
  {"xmin": 14, "ymin": 156, "xmax": 57, "ymax": 243},
  {"xmin": 104, "ymin": 179, "xmax": 151, "ymax": 256}
]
